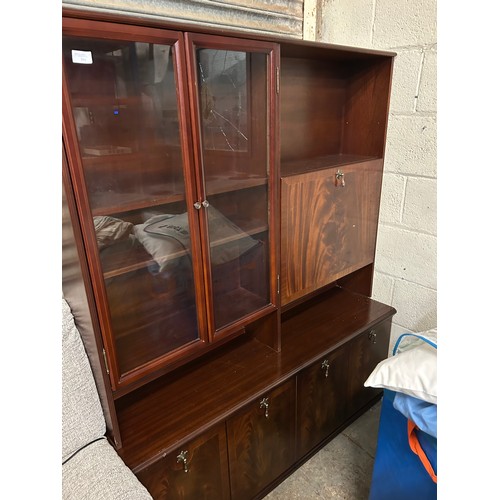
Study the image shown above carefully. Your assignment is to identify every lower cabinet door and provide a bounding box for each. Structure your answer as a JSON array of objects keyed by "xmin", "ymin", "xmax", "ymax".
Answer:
[
  {"xmin": 227, "ymin": 380, "xmax": 296, "ymax": 500},
  {"xmin": 346, "ymin": 319, "xmax": 391, "ymax": 415},
  {"xmin": 135, "ymin": 423, "xmax": 230, "ymax": 500},
  {"xmin": 296, "ymin": 347, "xmax": 349, "ymax": 457}
]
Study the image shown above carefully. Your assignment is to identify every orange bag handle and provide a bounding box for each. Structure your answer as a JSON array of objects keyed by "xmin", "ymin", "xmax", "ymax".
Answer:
[{"xmin": 407, "ymin": 420, "xmax": 437, "ymax": 483}]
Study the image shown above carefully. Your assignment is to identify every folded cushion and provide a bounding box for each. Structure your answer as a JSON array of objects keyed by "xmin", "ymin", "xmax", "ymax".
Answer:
[
  {"xmin": 93, "ymin": 216, "xmax": 133, "ymax": 249},
  {"xmin": 134, "ymin": 207, "xmax": 259, "ymax": 272},
  {"xmin": 393, "ymin": 392, "xmax": 437, "ymax": 438}
]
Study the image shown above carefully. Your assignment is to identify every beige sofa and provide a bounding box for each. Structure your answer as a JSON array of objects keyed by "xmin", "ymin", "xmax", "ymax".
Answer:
[{"xmin": 62, "ymin": 298, "xmax": 152, "ymax": 499}]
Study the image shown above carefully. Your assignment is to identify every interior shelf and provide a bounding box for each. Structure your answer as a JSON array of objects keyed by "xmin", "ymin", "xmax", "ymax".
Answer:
[
  {"xmin": 281, "ymin": 154, "xmax": 380, "ymax": 177},
  {"xmin": 115, "ymin": 305, "xmax": 199, "ymax": 376},
  {"xmin": 90, "ymin": 189, "xmax": 185, "ymax": 216},
  {"xmin": 101, "ymin": 221, "xmax": 268, "ymax": 280},
  {"xmin": 206, "ymin": 173, "xmax": 268, "ymax": 195}
]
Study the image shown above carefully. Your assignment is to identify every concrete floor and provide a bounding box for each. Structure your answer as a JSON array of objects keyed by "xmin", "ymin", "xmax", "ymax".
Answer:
[{"xmin": 265, "ymin": 401, "xmax": 382, "ymax": 499}]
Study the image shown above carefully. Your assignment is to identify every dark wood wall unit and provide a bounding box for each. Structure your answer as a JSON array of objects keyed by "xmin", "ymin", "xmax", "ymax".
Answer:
[{"xmin": 62, "ymin": 9, "xmax": 396, "ymax": 499}]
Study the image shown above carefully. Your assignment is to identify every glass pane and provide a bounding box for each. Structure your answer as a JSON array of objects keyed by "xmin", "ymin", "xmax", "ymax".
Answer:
[
  {"xmin": 198, "ymin": 50, "xmax": 248, "ymax": 151},
  {"xmin": 63, "ymin": 36, "xmax": 200, "ymax": 375},
  {"xmin": 196, "ymin": 49, "xmax": 270, "ymax": 330}
]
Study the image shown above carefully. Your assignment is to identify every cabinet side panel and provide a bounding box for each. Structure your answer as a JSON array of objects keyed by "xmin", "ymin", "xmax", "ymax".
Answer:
[
  {"xmin": 342, "ymin": 58, "xmax": 393, "ymax": 157},
  {"xmin": 62, "ymin": 146, "xmax": 121, "ymax": 447}
]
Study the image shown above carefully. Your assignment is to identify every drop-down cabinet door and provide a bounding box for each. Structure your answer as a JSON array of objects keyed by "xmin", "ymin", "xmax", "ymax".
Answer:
[
  {"xmin": 226, "ymin": 380, "xmax": 296, "ymax": 499},
  {"xmin": 281, "ymin": 159, "xmax": 384, "ymax": 306}
]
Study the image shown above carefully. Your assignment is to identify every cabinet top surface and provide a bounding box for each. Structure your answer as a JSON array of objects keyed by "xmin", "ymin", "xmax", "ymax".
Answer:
[{"xmin": 115, "ymin": 287, "xmax": 395, "ymax": 470}]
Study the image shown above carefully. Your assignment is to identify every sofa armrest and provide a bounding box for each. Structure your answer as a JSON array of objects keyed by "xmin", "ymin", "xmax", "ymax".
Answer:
[{"xmin": 62, "ymin": 439, "xmax": 152, "ymax": 500}]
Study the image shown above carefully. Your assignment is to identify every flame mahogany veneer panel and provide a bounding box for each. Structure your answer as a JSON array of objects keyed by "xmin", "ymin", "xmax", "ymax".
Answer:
[
  {"xmin": 296, "ymin": 347, "xmax": 349, "ymax": 458},
  {"xmin": 281, "ymin": 159, "xmax": 383, "ymax": 305},
  {"xmin": 136, "ymin": 423, "xmax": 230, "ymax": 500},
  {"xmin": 227, "ymin": 380, "xmax": 296, "ymax": 499}
]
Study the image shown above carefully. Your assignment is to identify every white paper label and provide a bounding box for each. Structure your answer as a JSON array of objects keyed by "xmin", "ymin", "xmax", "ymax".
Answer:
[{"xmin": 71, "ymin": 50, "xmax": 93, "ymax": 64}]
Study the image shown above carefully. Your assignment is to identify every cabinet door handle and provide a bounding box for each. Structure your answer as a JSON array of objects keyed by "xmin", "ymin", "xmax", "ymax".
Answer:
[
  {"xmin": 368, "ymin": 330, "xmax": 377, "ymax": 344},
  {"xmin": 335, "ymin": 170, "xmax": 345, "ymax": 187},
  {"xmin": 194, "ymin": 200, "xmax": 210, "ymax": 210},
  {"xmin": 321, "ymin": 359, "xmax": 330, "ymax": 378},
  {"xmin": 176, "ymin": 450, "xmax": 189, "ymax": 473},
  {"xmin": 260, "ymin": 397, "xmax": 270, "ymax": 418}
]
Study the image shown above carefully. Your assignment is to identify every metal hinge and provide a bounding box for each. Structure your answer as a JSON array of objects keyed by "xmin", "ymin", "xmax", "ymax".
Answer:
[
  {"xmin": 102, "ymin": 348, "xmax": 110, "ymax": 375},
  {"xmin": 276, "ymin": 66, "xmax": 280, "ymax": 94},
  {"xmin": 277, "ymin": 274, "xmax": 280, "ymax": 294}
]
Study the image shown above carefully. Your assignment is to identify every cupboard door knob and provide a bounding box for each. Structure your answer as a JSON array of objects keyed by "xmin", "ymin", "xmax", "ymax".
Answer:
[
  {"xmin": 194, "ymin": 201, "xmax": 202, "ymax": 210},
  {"xmin": 202, "ymin": 199, "xmax": 210, "ymax": 208},
  {"xmin": 176, "ymin": 450, "xmax": 189, "ymax": 473},
  {"xmin": 368, "ymin": 330, "xmax": 377, "ymax": 344},
  {"xmin": 335, "ymin": 170, "xmax": 345, "ymax": 187},
  {"xmin": 321, "ymin": 359, "xmax": 330, "ymax": 378},
  {"xmin": 260, "ymin": 397, "xmax": 270, "ymax": 418}
]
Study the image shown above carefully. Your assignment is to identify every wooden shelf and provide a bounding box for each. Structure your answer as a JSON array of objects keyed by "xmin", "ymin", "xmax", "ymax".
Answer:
[
  {"xmin": 206, "ymin": 173, "xmax": 267, "ymax": 195},
  {"xmin": 90, "ymin": 189, "xmax": 185, "ymax": 216},
  {"xmin": 116, "ymin": 305, "xmax": 200, "ymax": 376},
  {"xmin": 213, "ymin": 286, "xmax": 270, "ymax": 330},
  {"xmin": 71, "ymin": 95, "xmax": 142, "ymax": 107},
  {"xmin": 100, "ymin": 221, "xmax": 268, "ymax": 280},
  {"xmin": 100, "ymin": 240, "xmax": 167, "ymax": 280},
  {"xmin": 281, "ymin": 154, "xmax": 380, "ymax": 177},
  {"xmin": 90, "ymin": 176, "xmax": 267, "ymax": 217}
]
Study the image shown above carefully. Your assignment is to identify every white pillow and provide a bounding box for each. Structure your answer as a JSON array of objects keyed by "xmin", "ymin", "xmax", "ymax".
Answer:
[{"xmin": 364, "ymin": 338, "xmax": 437, "ymax": 404}]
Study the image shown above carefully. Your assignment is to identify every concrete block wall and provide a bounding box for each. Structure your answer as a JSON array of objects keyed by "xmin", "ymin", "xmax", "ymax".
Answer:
[{"xmin": 307, "ymin": 0, "xmax": 437, "ymax": 347}]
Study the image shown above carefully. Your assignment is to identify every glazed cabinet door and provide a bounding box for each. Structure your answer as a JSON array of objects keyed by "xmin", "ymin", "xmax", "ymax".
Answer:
[
  {"xmin": 296, "ymin": 347, "xmax": 349, "ymax": 458},
  {"xmin": 185, "ymin": 33, "xmax": 279, "ymax": 339},
  {"xmin": 227, "ymin": 380, "xmax": 295, "ymax": 499},
  {"xmin": 62, "ymin": 18, "xmax": 206, "ymax": 390},
  {"xmin": 346, "ymin": 319, "xmax": 391, "ymax": 415},
  {"xmin": 135, "ymin": 424, "xmax": 230, "ymax": 500},
  {"xmin": 281, "ymin": 159, "xmax": 383, "ymax": 305}
]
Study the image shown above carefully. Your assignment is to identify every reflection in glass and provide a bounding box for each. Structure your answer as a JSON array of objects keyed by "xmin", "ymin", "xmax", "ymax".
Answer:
[
  {"xmin": 63, "ymin": 36, "xmax": 200, "ymax": 375},
  {"xmin": 198, "ymin": 49, "xmax": 248, "ymax": 152}
]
